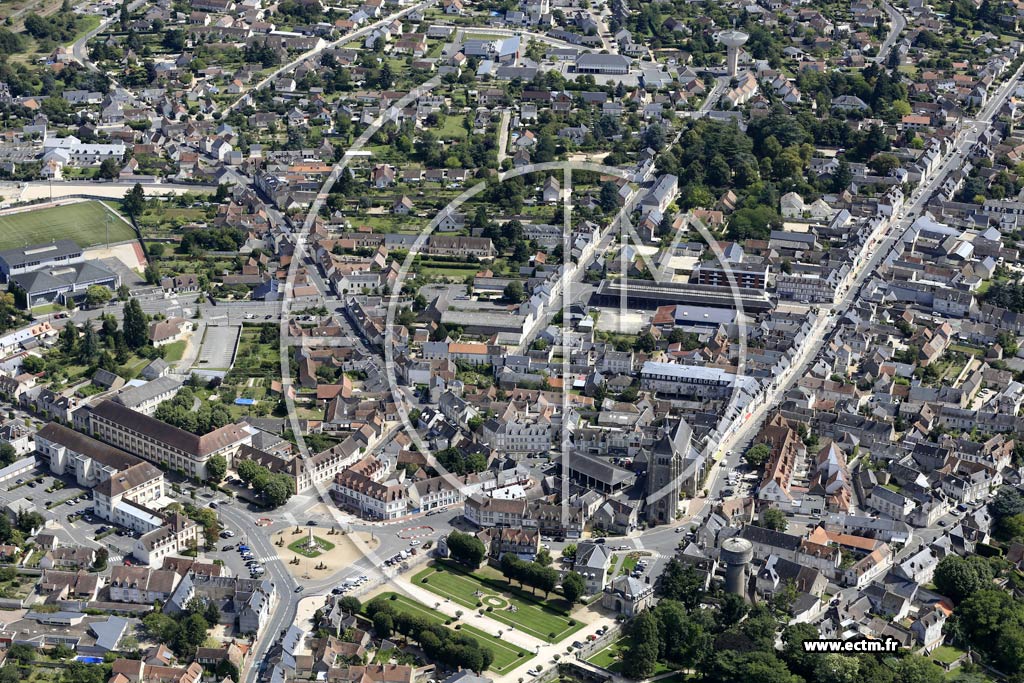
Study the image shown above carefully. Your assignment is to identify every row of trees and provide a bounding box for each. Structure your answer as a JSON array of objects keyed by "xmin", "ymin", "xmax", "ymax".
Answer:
[
  {"xmin": 499, "ymin": 553, "xmax": 560, "ymax": 598},
  {"xmin": 366, "ymin": 597, "xmax": 495, "ymax": 673},
  {"xmin": 234, "ymin": 459, "xmax": 294, "ymax": 508}
]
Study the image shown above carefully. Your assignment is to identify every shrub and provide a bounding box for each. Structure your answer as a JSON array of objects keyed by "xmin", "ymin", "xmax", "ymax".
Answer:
[{"xmin": 422, "ymin": 577, "xmax": 429, "ymax": 583}]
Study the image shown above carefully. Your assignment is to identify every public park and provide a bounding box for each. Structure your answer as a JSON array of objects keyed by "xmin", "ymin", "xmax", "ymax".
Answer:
[{"xmin": 413, "ymin": 561, "xmax": 585, "ymax": 643}]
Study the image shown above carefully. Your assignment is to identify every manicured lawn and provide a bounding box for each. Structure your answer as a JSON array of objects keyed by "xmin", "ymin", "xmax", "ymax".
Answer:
[
  {"xmin": 586, "ymin": 639, "xmax": 625, "ymax": 670},
  {"xmin": 586, "ymin": 639, "xmax": 673, "ymax": 676},
  {"xmin": 438, "ymin": 115, "xmax": 469, "ymax": 139},
  {"xmin": 372, "ymin": 592, "xmax": 533, "ymax": 675},
  {"xmin": 414, "ymin": 561, "xmax": 583, "ymax": 643},
  {"xmin": 162, "ymin": 340, "xmax": 187, "ymax": 362},
  {"xmin": 931, "ymin": 645, "xmax": 966, "ymax": 664},
  {"xmin": 288, "ymin": 535, "xmax": 335, "ymax": 558},
  {"xmin": 0, "ymin": 201, "xmax": 136, "ymax": 250},
  {"xmin": 418, "ymin": 264, "xmax": 478, "ymax": 280},
  {"xmin": 31, "ymin": 304, "xmax": 62, "ymax": 316},
  {"xmin": 618, "ymin": 554, "xmax": 639, "ymax": 575}
]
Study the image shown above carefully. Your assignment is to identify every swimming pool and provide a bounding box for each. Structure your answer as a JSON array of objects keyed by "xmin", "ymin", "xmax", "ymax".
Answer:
[{"xmin": 74, "ymin": 656, "xmax": 104, "ymax": 664}]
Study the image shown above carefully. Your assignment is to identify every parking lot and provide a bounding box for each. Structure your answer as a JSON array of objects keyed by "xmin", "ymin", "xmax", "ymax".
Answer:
[
  {"xmin": 194, "ymin": 325, "xmax": 241, "ymax": 370},
  {"xmin": 1, "ymin": 466, "xmax": 143, "ymax": 561}
]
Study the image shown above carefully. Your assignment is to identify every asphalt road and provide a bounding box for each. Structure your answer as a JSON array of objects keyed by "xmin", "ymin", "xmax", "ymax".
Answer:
[{"xmin": 874, "ymin": 1, "xmax": 907, "ymax": 65}]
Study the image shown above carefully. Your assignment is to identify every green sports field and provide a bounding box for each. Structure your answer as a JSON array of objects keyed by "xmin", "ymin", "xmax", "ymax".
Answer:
[
  {"xmin": 414, "ymin": 562, "xmax": 584, "ymax": 643},
  {"xmin": 0, "ymin": 201, "xmax": 136, "ymax": 251},
  {"xmin": 371, "ymin": 592, "xmax": 534, "ymax": 674}
]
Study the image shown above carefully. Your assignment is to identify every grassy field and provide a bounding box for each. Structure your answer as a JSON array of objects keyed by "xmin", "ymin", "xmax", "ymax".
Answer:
[
  {"xmin": 162, "ymin": 340, "xmax": 186, "ymax": 362},
  {"xmin": 414, "ymin": 561, "xmax": 583, "ymax": 643},
  {"xmin": 373, "ymin": 592, "xmax": 533, "ymax": 675},
  {"xmin": 0, "ymin": 201, "xmax": 136, "ymax": 250}
]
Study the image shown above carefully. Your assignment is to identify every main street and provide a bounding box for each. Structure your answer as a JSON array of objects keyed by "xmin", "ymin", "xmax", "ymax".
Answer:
[{"xmin": 683, "ymin": 58, "xmax": 1024, "ymax": 531}]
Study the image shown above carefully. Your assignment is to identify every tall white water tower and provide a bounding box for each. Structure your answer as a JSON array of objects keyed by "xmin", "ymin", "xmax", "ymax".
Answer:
[{"xmin": 717, "ymin": 30, "xmax": 750, "ymax": 77}]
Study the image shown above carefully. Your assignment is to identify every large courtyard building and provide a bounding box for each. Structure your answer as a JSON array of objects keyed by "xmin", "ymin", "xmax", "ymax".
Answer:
[{"xmin": 87, "ymin": 400, "xmax": 255, "ymax": 479}]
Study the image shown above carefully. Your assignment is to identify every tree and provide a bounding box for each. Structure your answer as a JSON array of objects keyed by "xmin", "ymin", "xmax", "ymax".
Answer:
[
  {"xmin": 123, "ymin": 183, "xmax": 146, "ymax": 218},
  {"xmin": 78, "ymin": 326, "xmax": 99, "ymax": 365},
  {"xmin": 642, "ymin": 122, "xmax": 665, "ymax": 151},
  {"xmin": 991, "ymin": 486, "xmax": 1024, "ymax": 521},
  {"xmin": 5, "ymin": 645, "xmax": 34, "ymax": 665},
  {"xmin": 338, "ymin": 596, "xmax": 361, "ymax": 614},
  {"xmin": 658, "ymin": 558, "xmax": 706, "ymax": 608},
  {"xmin": 58, "ymin": 323, "xmax": 78, "ymax": 354},
  {"xmin": 561, "ymin": 543, "xmax": 577, "ymax": 560},
  {"xmin": 206, "ymin": 455, "xmax": 227, "ymax": 484},
  {"xmin": 717, "ymin": 593, "xmax": 750, "ymax": 628},
  {"xmin": 503, "ymin": 281, "xmax": 526, "ymax": 304},
  {"xmin": 867, "ymin": 153, "xmax": 900, "ymax": 177},
  {"xmin": 446, "ymin": 531, "xmax": 486, "ymax": 567},
  {"xmin": 561, "ymin": 571, "xmax": 585, "ymax": 604},
  {"xmin": 373, "ymin": 612, "xmax": 394, "ymax": 638},
  {"xmin": 622, "ymin": 611, "xmax": 659, "ymax": 678},
  {"xmin": 92, "ymin": 548, "xmax": 109, "ymax": 571},
  {"xmin": 781, "ymin": 623, "xmax": 820, "ymax": 678},
  {"xmin": 895, "ymin": 657, "xmax": 944, "ymax": 683},
  {"xmin": 746, "ymin": 443, "xmax": 772, "ymax": 467},
  {"xmin": 98, "ymin": 157, "xmax": 120, "ymax": 179},
  {"xmin": 235, "ymin": 459, "xmax": 262, "ymax": 485},
  {"xmin": 85, "ymin": 285, "xmax": 112, "ymax": 308},
  {"xmin": 815, "ymin": 654, "xmax": 860, "ymax": 683},
  {"xmin": 259, "ymin": 474, "xmax": 294, "ymax": 507},
  {"xmin": 0, "ymin": 444, "xmax": 15, "ymax": 467},
  {"xmin": 216, "ymin": 660, "xmax": 239, "ymax": 683},
  {"xmin": 176, "ymin": 612, "xmax": 209, "ymax": 658},
  {"xmin": 934, "ymin": 555, "xmax": 993, "ymax": 603},
  {"xmin": 123, "ymin": 298, "xmax": 148, "ymax": 349},
  {"xmin": 636, "ymin": 332, "xmax": 657, "ymax": 352},
  {"xmin": 599, "ymin": 181, "xmax": 620, "ymax": 212},
  {"xmin": 763, "ymin": 508, "xmax": 788, "ymax": 532}
]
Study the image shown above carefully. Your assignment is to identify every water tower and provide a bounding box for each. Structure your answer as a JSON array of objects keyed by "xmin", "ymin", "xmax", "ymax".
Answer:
[
  {"xmin": 721, "ymin": 536, "xmax": 754, "ymax": 598},
  {"xmin": 717, "ymin": 30, "xmax": 750, "ymax": 77}
]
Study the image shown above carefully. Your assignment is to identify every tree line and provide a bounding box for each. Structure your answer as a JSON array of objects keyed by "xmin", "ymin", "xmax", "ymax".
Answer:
[{"xmin": 366, "ymin": 597, "xmax": 495, "ymax": 673}]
